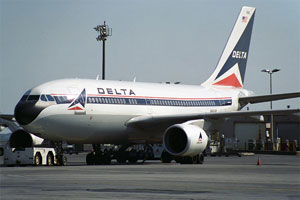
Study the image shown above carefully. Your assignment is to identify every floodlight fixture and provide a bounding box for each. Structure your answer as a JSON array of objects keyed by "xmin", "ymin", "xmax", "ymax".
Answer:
[{"xmin": 94, "ymin": 21, "xmax": 112, "ymax": 80}]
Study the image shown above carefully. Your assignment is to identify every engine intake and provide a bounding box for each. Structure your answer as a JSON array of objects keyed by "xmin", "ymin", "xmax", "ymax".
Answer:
[
  {"xmin": 9, "ymin": 130, "xmax": 44, "ymax": 148},
  {"xmin": 163, "ymin": 124, "xmax": 208, "ymax": 157}
]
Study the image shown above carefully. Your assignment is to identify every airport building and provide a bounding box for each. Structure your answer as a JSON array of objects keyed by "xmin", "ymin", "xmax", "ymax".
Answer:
[{"xmin": 220, "ymin": 114, "xmax": 300, "ymax": 152}]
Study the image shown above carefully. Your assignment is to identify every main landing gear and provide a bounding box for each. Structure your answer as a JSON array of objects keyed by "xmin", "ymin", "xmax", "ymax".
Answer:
[
  {"xmin": 86, "ymin": 144, "xmax": 154, "ymax": 165},
  {"xmin": 86, "ymin": 144, "xmax": 205, "ymax": 165},
  {"xmin": 161, "ymin": 150, "xmax": 205, "ymax": 164},
  {"xmin": 86, "ymin": 144, "xmax": 112, "ymax": 165}
]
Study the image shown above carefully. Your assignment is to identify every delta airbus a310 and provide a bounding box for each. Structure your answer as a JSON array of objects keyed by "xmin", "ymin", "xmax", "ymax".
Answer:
[{"xmin": 8, "ymin": 6, "xmax": 300, "ymax": 164}]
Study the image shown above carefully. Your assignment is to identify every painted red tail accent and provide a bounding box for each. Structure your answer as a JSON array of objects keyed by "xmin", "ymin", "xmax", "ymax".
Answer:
[
  {"xmin": 213, "ymin": 73, "xmax": 242, "ymax": 88},
  {"xmin": 68, "ymin": 106, "xmax": 83, "ymax": 111}
]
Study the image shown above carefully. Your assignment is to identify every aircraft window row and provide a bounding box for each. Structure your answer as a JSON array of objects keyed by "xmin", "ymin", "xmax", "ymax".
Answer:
[
  {"xmin": 222, "ymin": 100, "xmax": 232, "ymax": 106},
  {"xmin": 40, "ymin": 95, "xmax": 56, "ymax": 102},
  {"xmin": 148, "ymin": 99, "xmax": 218, "ymax": 107},
  {"xmin": 88, "ymin": 97, "xmax": 128, "ymax": 105},
  {"xmin": 19, "ymin": 94, "xmax": 232, "ymax": 106},
  {"xmin": 87, "ymin": 96, "xmax": 232, "ymax": 107}
]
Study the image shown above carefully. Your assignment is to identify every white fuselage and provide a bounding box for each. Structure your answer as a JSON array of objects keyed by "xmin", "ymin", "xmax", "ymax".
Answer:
[{"xmin": 20, "ymin": 79, "xmax": 249, "ymax": 144}]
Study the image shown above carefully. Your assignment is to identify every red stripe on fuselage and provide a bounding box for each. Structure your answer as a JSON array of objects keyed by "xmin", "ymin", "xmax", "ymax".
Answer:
[
  {"xmin": 90, "ymin": 94, "xmax": 232, "ymax": 100},
  {"xmin": 52, "ymin": 94, "xmax": 232, "ymax": 100}
]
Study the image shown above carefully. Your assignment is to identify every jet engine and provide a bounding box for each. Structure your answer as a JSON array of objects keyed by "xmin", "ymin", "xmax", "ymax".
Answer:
[
  {"xmin": 163, "ymin": 124, "xmax": 208, "ymax": 157},
  {"xmin": 9, "ymin": 129, "xmax": 44, "ymax": 148}
]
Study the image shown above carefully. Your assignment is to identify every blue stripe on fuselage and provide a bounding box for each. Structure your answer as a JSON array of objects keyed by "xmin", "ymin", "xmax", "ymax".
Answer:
[
  {"xmin": 86, "ymin": 96, "xmax": 232, "ymax": 107},
  {"xmin": 52, "ymin": 95, "xmax": 232, "ymax": 107}
]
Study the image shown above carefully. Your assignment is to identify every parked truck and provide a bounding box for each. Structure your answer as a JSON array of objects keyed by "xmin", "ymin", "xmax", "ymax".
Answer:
[
  {"xmin": 4, "ymin": 147, "xmax": 58, "ymax": 166},
  {"xmin": 3, "ymin": 129, "xmax": 67, "ymax": 166}
]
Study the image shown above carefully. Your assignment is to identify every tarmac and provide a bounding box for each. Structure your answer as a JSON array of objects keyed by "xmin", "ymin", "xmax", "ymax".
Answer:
[{"xmin": 0, "ymin": 154, "xmax": 299, "ymax": 200}]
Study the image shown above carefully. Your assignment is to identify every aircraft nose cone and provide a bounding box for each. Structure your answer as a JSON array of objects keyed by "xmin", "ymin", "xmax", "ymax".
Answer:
[{"xmin": 14, "ymin": 101, "xmax": 45, "ymax": 125}]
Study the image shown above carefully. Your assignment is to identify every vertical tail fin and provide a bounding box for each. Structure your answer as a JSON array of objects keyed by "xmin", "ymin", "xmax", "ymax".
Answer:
[{"xmin": 201, "ymin": 6, "xmax": 256, "ymax": 88}]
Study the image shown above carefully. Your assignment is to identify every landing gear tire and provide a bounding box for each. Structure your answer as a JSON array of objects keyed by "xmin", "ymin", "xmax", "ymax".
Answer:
[
  {"xmin": 179, "ymin": 156, "xmax": 193, "ymax": 164},
  {"xmin": 116, "ymin": 153, "xmax": 127, "ymax": 164},
  {"xmin": 161, "ymin": 151, "xmax": 173, "ymax": 163},
  {"xmin": 86, "ymin": 152, "xmax": 112, "ymax": 165},
  {"xmin": 175, "ymin": 156, "xmax": 183, "ymax": 163},
  {"xmin": 103, "ymin": 152, "xmax": 112, "ymax": 165},
  {"xmin": 94, "ymin": 153, "xmax": 105, "ymax": 165},
  {"xmin": 192, "ymin": 155, "xmax": 198, "ymax": 164},
  {"xmin": 34, "ymin": 153, "xmax": 42, "ymax": 166},
  {"xmin": 177, "ymin": 153, "xmax": 204, "ymax": 164},
  {"xmin": 198, "ymin": 153, "xmax": 204, "ymax": 164},
  {"xmin": 116, "ymin": 158, "xmax": 127, "ymax": 163},
  {"xmin": 86, "ymin": 152, "xmax": 95, "ymax": 165},
  {"xmin": 46, "ymin": 153, "xmax": 54, "ymax": 166},
  {"xmin": 57, "ymin": 155, "xmax": 67, "ymax": 166},
  {"xmin": 128, "ymin": 149, "xmax": 138, "ymax": 163}
]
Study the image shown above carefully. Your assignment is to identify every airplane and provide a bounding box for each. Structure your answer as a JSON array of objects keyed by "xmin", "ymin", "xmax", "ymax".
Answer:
[{"xmin": 8, "ymin": 6, "xmax": 300, "ymax": 164}]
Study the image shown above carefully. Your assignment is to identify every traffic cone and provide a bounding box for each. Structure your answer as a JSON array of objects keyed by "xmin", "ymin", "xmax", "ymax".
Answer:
[{"xmin": 257, "ymin": 157, "xmax": 261, "ymax": 166}]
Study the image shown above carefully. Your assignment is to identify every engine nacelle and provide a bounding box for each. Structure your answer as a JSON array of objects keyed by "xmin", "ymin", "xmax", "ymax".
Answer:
[
  {"xmin": 9, "ymin": 129, "xmax": 44, "ymax": 148},
  {"xmin": 163, "ymin": 124, "xmax": 208, "ymax": 157}
]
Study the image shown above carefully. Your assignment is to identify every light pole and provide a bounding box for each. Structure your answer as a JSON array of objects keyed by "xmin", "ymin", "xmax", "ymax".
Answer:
[
  {"xmin": 261, "ymin": 69, "xmax": 280, "ymax": 108},
  {"xmin": 261, "ymin": 68, "xmax": 280, "ymax": 150},
  {"xmin": 94, "ymin": 21, "xmax": 112, "ymax": 80}
]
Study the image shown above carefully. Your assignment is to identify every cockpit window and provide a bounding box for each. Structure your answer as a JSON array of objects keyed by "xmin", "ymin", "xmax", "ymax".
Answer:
[
  {"xmin": 27, "ymin": 95, "xmax": 40, "ymax": 101},
  {"xmin": 54, "ymin": 96, "xmax": 72, "ymax": 104},
  {"xmin": 20, "ymin": 90, "xmax": 31, "ymax": 101},
  {"xmin": 46, "ymin": 95, "xmax": 55, "ymax": 101},
  {"xmin": 21, "ymin": 95, "xmax": 29, "ymax": 101},
  {"xmin": 40, "ymin": 95, "xmax": 47, "ymax": 102}
]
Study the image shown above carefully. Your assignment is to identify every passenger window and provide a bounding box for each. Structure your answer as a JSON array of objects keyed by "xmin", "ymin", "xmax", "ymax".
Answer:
[{"xmin": 40, "ymin": 95, "xmax": 47, "ymax": 102}]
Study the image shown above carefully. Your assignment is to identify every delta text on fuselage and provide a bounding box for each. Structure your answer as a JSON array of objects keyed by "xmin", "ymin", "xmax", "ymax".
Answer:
[{"xmin": 97, "ymin": 88, "xmax": 136, "ymax": 96}]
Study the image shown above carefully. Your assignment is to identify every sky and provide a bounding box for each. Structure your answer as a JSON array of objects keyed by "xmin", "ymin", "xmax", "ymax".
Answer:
[{"xmin": 0, "ymin": 0, "xmax": 299, "ymax": 114}]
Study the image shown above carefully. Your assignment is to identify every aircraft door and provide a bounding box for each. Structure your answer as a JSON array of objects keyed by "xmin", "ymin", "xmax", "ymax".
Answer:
[{"xmin": 145, "ymin": 98, "xmax": 153, "ymax": 115}]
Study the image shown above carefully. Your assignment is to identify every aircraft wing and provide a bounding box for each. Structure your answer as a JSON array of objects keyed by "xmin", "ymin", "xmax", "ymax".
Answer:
[
  {"xmin": 239, "ymin": 92, "xmax": 300, "ymax": 105},
  {"xmin": 126, "ymin": 109, "xmax": 300, "ymax": 129},
  {"xmin": 0, "ymin": 114, "xmax": 19, "ymax": 132},
  {"xmin": 0, "ymin": 114, "xmax": 15, "ymax": 122}
]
